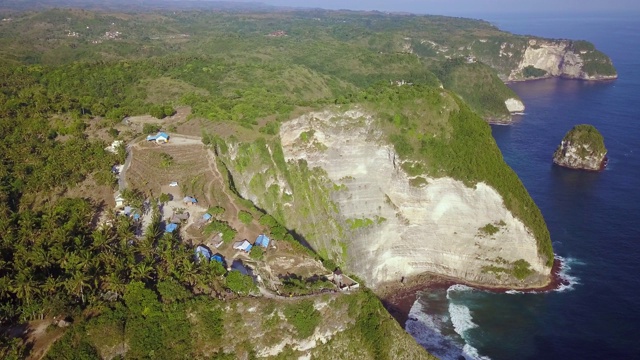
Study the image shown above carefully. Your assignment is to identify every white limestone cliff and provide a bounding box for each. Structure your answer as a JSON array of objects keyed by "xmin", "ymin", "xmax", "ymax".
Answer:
[
  {"xmin": 504, "ymin": 98, "xmax": 525, "ymax": 113},
  {"xmin": 222, "ymin": 108, "xmax": 551, "ymax": 289},
  {"xmin": 509, "ymin": 39, "xmax": 617, "ymax": 81}
]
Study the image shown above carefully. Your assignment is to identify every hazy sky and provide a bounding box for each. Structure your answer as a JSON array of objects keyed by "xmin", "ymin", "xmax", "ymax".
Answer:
[{"xmin": 236, "ymin": 0, "xmax": 640, "ymax": 16}]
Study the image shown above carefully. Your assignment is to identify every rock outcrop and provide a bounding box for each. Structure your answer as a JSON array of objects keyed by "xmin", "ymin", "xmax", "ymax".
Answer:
[
  {"xmin": 504, "ymin": 98, "xmax": 525, "ymax": 113},
  {"xmin": 553, "ymin": 124, "xmax": 608, "ymax": 171},
  {"xmin": 509, "ymin": 39, "xmax": 617, "ymax": 81},
  {"xmin": 221, "ymin": 108, "xmax": 552, "ymax": 289}
]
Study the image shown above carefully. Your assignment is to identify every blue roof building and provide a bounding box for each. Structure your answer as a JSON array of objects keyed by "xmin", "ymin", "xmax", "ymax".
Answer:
[
  {"xmin": 255, "ymin": 234, "xmax": 270, "ymax": 248},
  {"xmin": 211, "ymin": 254, "xmax": 224, "ymax": 264},
  {"xmin": 165, "ymin": 223, "xmax": 178, "ymax": 233},
  {"xmin": 146, "ymin": 132, "xmax": 170, "ymax": 143},
  {"xmin": 195, "ymin": 245, "xmax": 212, "ymax": 262}
]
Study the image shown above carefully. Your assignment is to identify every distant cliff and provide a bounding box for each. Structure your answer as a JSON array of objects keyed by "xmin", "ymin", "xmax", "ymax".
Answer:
[
  {"xmin": 507, "ymin": 39, "xmax": 618, "ymax": 81},
  {"xmin": 553, "ymin": 124, "xmax": 608, "ymax": 171}
]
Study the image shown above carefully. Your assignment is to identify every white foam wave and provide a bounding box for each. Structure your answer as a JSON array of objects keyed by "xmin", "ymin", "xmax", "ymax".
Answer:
[
  {"xmin": 446, "ymin": 284, "xmax": 474, "ymax": 296},
  {"xmin": 505, "ymin": 289, "xmax": 524, "ymax": 295},
  {"xmin": 449, "ymin": 303, "xmax": 478, "ymax": 335},
  {"xmin": 405, "ymin": 300, "xmax": 467, "ymax": 360},
  {"xmin": 446, "ymin": 284, "xmax": 492, "ymax": 360},
  {"xmin": 463, "ymin": 344, "xmax": 492, "ymax": 360},
  {"xmin": 554, "ymin": 255, "xmax": 582, "ymax": 292}
]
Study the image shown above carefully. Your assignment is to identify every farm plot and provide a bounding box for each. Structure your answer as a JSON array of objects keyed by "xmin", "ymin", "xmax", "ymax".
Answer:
[{"xmin": 126, "ymin": 142, "xmax": 214, "ymax": 205}]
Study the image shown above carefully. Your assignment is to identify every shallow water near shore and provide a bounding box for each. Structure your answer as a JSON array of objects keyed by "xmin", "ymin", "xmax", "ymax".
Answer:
[{"xmin": 406, "ymin": 14, "xmax": 640, "ymax": 359}]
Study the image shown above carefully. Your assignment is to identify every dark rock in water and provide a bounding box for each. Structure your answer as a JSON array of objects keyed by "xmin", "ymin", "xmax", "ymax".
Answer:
[{"xmin": 553, "ymin": 124, "xmax": 607, "ymax": 171}]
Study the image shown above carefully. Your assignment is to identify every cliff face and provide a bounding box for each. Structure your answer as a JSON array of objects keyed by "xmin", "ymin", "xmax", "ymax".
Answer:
[
  {"xmin": 220, "ymin": 108, "xmax": 551, "ymax": 289},
  {"xmin": 508, "ymin": 39, "xmax": 618, "ymax": 81},
  {"xmin": 553, "ymin": 124, "xmax": 608, "ymax": 171}
]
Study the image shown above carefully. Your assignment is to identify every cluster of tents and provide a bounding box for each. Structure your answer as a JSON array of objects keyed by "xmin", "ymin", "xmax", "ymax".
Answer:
[
  {"xmin": 195, "ymin": 245, "xmax": 225, "ymax": 265},
  {"xmin": 232, "ymin": 234, "xmax": 271, "ymax": 253}
]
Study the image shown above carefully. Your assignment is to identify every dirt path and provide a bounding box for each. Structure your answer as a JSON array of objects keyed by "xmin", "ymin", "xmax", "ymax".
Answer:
[{"xmin": 118, "ymin": 142, "xmax": 136, "ymax": 192}]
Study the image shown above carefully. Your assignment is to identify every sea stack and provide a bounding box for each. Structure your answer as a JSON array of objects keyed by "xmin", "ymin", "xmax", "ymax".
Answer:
[{"xmin": 553, "ymin": 124, "xmax": 607, "ymax": 171}]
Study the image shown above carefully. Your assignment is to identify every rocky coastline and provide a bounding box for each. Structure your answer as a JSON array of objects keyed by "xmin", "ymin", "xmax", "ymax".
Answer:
[{"xmin": 377, "ymin": 258, "xmax": 566, "ymax": 328}]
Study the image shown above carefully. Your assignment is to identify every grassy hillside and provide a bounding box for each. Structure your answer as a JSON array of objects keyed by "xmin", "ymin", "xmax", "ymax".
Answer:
[
  {"xmin": 38, "ymin": 287, "xmax": 433, "ymax": 360},
  {"xmin": 432, "ymin": 58, "xmax": 521, "ymax": 120}
]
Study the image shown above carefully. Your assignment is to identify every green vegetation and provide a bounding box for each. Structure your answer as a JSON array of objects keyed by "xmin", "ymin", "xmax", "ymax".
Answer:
[
  {"xmin": 555, "ymin": 124, "xmax": 607, "ymax": 160},
  {"xmin": 522, "ymin": 65, "xmax": 548, "ymax": 78},
  {"xmin": 142, "ymin": 123, "xmax": 161, "ymax": 134},
  {"xmin": 479, "ymin": 223, "xmax": 500, "ymax": 236},
  {"xmin": 208, "ymin": 206, "xmax": 226, "ymax": 217},
  {"xmin": 432, "ymin": 58, "xmax": 519, "ymax": 119},
  {"xmin": 482, "ymin": 259, "xmax": 533, "ymax": 280},
  {"xmin": 158, "ymin": 152, "xmax": 174, "ymax": 169},
  {"xmin": 347, "ymin": 217, "xmax": 375, "ymax": 230},
  {"xmin": 224, "ymin": 271, "xmax": 257, "ymax": 295},
  {"xmin": 238, "ymin": 210, "xmax": 253, "ymax": 225},
  {"xmin": 281, "ymin": 275, "xmax": 335, "ymax": 296},
  {"xmin": 249, "ymin": 246, "xmax": 264, "ymax": 261},
  {"xmin": 283, "ymin": 300, "xmax": 322, "ymax": 338},
  {"xmin": 571, "ymin": 41, "xmax": 617, "ymax": 76},
  {"xmin": 149, "ymin": 104, "xmax": 176, "ymax": 119},
  {"xmin": 512, "ymin": 259, "xmax": 533, "ymax": 280},
  {"xmin": 203, "ymin": 219, "xmax": 237, "ymax": 242}
]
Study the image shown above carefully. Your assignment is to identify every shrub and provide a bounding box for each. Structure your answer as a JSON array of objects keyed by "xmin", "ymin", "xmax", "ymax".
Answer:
[
  {"xmin": 225, "ymin": 270, "xmax": 256, "ymax": 295},
  {"xmin": 522, "ymin": 65, "xmax": 547, "ymax": 78},
  {"xmin": 238, "ymin": 210, "xmax": 253, "ymax": 225},
  {"xmin": 479, "ymin": 223, "xmax": 500, "ymax": 236},
  {"xmin": 159, "ymin": 153, "xmax": 173, "ymax": 169},
  {"xmin": 283, "ymin": 300, "xmax": 321, "ymax": 338},
  {"xmin": 250, "ymin": 246, "xmax": 264, "ymax": 261},
  {"xmin": 142, "ymin": 123, "xmax": 161, "ymax": 134}
]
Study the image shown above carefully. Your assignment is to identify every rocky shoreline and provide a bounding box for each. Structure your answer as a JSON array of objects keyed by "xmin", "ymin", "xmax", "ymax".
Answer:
[{"xmin": 377, "ymin": 258, "xmax": 566, "ymax": 328}]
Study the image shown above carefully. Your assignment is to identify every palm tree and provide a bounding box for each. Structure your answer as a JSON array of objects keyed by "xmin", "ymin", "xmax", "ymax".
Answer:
[
  {"xmin": 10, "ymin": 270, "xmax": 40, "ymax": 306},
  {"xmin": 64, "ymin": 269, "xmax": 91, "ymax": 304},
  {"xmin": 130, "ymin": 261, "xmax": 154, "ymax": 283}
]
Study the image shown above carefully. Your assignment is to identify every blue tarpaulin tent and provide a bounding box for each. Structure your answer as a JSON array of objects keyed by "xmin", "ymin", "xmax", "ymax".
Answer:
[
  {"xmin": 203, "ymin": 213, "xmax": 212, "ymax": 221},
  {"xmin": 133, "ymin": 213, "xmax": 140, "ymax": 221},
  {"xmin": 165, "ymin": 223, "xmax": 178, "ymax": 233},
  {"xmin": 255, "ymin": 234, "xmax": 270, "ymax": 248},
  {"xmin": 195, "ymin": 245, "xmax": 212, "ymax": 262},
  {"xmin": 146, "ymin": 132, "xmax": 169, "ymax": 142},
  {"xmin": 211, "ymin": 254, "xmax": 224, "ymax": 264}
]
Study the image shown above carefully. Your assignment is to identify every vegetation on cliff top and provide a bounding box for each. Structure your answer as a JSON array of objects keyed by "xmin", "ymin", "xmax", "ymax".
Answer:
[
  {"xmin": 554, "ymin": 124, "xmax": 607, "ymax": 159},
  {"xmin": 432, "ymin": 58, "xmax": 521, "ymax": 119},
  {"xmin": 571, "ymin": 41, "xmax": 618, "ymax": 77}
]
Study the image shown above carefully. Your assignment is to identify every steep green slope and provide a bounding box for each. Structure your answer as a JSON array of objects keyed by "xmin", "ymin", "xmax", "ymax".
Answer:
[{"xmin": 432, "ymin": 58, "xmax": 521, "ymax": 120}]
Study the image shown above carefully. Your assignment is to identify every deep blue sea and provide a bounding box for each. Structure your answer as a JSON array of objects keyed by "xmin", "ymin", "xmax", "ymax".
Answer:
[{"xmin": 406, "ymin": 13, "xmax": 640, "ymax": 360}]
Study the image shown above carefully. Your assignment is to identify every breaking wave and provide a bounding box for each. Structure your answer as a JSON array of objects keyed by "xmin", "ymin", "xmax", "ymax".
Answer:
[
  {"xmin": 447, "ymin": 285, "xmax": 491, "ymax": 360},
  {"xmin": 406, "ymin": 285, "xmax": 491, "ymax": 360},
  {"xmin": 554, "ymin": 255, "xmax": 583, "ymax": 292}
]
